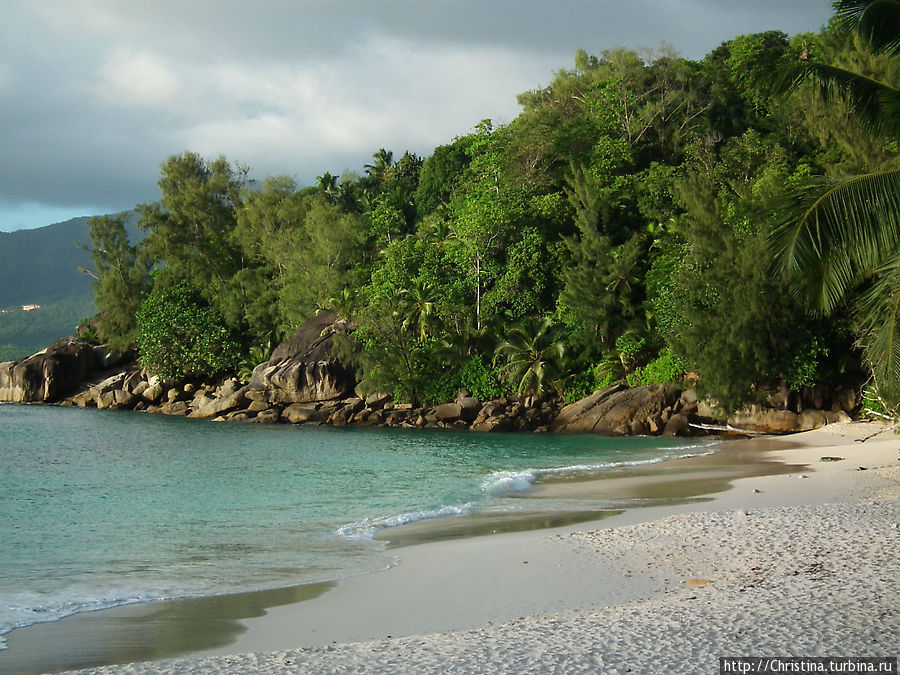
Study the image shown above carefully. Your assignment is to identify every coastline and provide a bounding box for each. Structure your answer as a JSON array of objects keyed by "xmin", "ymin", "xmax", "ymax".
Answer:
[{"xmin": 3, "ymin": 422, "xmax": 898, "ymax": 674}]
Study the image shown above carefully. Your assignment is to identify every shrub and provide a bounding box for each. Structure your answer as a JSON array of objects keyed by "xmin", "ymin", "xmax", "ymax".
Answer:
[
  {"xmin": 421, "ymin": 354, "xmax": 504, "ymax": 404},
  {"xmin": 136, "ymin": 284, "xmax": 242, "ymax": 380},
  {"xmin": 626, "ymin": 348, "xmax": 685, "ymax": 387}
]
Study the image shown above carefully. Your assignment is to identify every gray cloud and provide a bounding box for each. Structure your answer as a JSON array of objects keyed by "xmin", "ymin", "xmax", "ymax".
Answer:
[{"xmin": 0, "ymin": 0, "xmax": 832, "ymax": 230}]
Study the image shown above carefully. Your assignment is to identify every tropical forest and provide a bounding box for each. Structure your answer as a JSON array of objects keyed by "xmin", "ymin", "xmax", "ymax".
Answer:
[{"xmin": 84, "ymin": 2, "xmax": 900, "ymax": 419}]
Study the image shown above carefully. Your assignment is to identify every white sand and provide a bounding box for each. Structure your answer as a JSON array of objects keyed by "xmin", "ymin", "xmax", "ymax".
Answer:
[{"xmin": 68, "ymin": 422, "xmax": 899, "ymax": 674}]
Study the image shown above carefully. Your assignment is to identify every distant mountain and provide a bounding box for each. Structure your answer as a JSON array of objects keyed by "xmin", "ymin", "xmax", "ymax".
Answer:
[{"xmin": 0, "ymin": 213, "xmax": 140, "ymax": 360}]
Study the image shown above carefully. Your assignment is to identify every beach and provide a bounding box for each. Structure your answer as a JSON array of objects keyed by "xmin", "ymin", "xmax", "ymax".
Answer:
[{"xmin": 7, "ymin": 421, "xmax": 899, "ymax": 674}]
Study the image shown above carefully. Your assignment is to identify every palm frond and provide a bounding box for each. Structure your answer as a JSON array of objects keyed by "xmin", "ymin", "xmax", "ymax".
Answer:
[
  {"xmin": 834, "ymin": 0, "xmax": 900, "ymax": 55},
  {"xmin": 856, "ymin": 253, "xmax": 900, "ymax": 401},
  {"xmin": 770, "ymin": 168, "xmax": 900, "ymax": 313},
  {"xmin": 772, "ymin": 60, "xmax": 900, "ymax": 135}
]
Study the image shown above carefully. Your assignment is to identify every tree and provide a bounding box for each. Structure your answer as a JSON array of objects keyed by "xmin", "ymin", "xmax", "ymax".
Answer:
[
  {"xmin": 769, "ymin": 0, "xmax": 900, "ymax": 401},
  {"xmin": 136, "ymin": 283, "xmax": 241, "ymax": 380},
  {"xmin": 364, "ymin": 148, "xmax": 394, "ymax": 181},
  {"xmin": 85, "ymin": 214, "xmax": 152, "ymax": 352},
  {"xmin": 494, "ymin": 316, "xmax": 567, "ymax": 397}
]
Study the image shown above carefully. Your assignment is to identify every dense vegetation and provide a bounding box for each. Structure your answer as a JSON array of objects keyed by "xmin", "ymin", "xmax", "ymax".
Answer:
[{"xmin": 86, "ymin": 1, "xmax": 900, "ymax": 414}]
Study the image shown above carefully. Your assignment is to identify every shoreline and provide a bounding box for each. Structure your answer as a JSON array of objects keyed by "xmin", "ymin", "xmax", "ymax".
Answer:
[{"xmin": 2, "ymin": 422, "xmax": 898, "ymax": 674}]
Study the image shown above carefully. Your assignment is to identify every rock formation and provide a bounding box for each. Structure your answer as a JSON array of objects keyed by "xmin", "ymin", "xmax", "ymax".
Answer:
[
  {"xmin": 0, "ymin": 338, "xmax": 95, "ymax": 402},
  {"xmin": 248, "ymin": 311, "xmax": 356, "ymax": 403}
]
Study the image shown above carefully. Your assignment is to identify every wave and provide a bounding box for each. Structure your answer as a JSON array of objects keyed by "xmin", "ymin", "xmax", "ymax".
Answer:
[
  {"xmin": 336, "ymin": 502, "xmax": 477, "ymax": 542},
  {"xmin": 337, "ymin": 443, "xmax": 720, "ymax": 541},
  {"xmin": 481, "ymin": 445, "xmax": 718, "ymax": 496},
  {"xmin": 0, "ymin": 585, "xmax": 175, "ymax": 651}
]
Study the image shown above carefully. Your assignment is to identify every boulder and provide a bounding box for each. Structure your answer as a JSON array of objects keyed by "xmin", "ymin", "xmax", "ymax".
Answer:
[
  {"xmin": 433, "ymin": 402, "xmax": 463, "ymax": 422},
  {"xmin": 365, "ymin": 392, "xmax": 392, "ymax": 410},
  {"xmin": 0, "ymin": 338, "xmax": 95, "ymax": 403},
  {"xmin": 728, "ymin": 407, "xmax": 799, "ymax": 434},
  {"xmin": 797, "ymin": 409, "xmax": 828, "ymax": 431},
  {"xmin": 249, "ymin": 312, "xmax": 356, "ymax": 404},
  {"xmin": 456, "ymin": 397, "xmax": 482, "ymax": 422},
  {"xmin": 662, "ymin": 413, "xmax": 690, "ymax": 437},
  {"xmin": 553, "ymin": 383, "xmax": 682, "ymax": 435},
  {"xmin": 190, "ymin": 385, "xmax": 250, "ymax": 419},
  {"xmin": 283, "ymin": 403, "xmax": 326, "ymax": 424}
]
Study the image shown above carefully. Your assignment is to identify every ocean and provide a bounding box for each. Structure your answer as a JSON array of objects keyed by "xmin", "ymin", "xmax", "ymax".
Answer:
[{"xmin": 0, "ymin": 403, "xmax": 714, "ymax": 649}]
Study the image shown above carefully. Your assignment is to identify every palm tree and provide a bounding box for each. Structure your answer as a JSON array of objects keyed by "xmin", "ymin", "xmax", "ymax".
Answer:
[
  {"xmin": 494, "ymin": 316, "xmax": 566, "ymax": 398},
  {"xmin": 399, "ymin": 278, "xmax": 439, "ymax": 341},
  {"xmin": 770, "ymin": 0, "xmax": 900, "ymax": 400},
  {"xmin": 364, "ymin": 148, "xmax": 394, "ymax": 181},
  {"xmin": 316, "ymin": 172, "xmax": 339, "ymax": 202}
]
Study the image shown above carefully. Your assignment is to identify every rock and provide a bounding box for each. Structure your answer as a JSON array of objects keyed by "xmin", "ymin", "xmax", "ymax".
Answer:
[
  {"xmin": 89, "ymin": 372, "xmax": 127, "ymax": 398},
  {"xmin": 824, "ymin": 409, "xmax": 851, "ymax": 425},
  {"xmin": 253, "ymin": 408, "xmax": 281, "ymax": 424},
  {"xmin": 798, "ymin": 409, "xmax": 828, "ymax": 430},
  {"xmin": 249, "ymin": 312, "xmax": 356, "ymax": 404},
  {"xmin": 113, "ymin": 389, "xmax": 136, "ymax": 409},
  {"xmin": 247, "ymin": 400, "xmax": 271, "ymax": 413},
  {"xmin": 158, "ymin": 401, "xmax": 189, "ymax": 416},
  {"xmin": 92, "ymin": 346, "xmax": 123, "ymax": 370},
  {"xmin": 131, "ymin": 380, "xmax": 149, "ymax": 397},
  {"xmin": 832, "ymin": 388, "xmax": 857, "ymax": 413},
  {"xmin": 142, "ymin": 379, "xmax": 166, "ymax": 403},
  {"xmin": 727, "ymin": 407, "xmax": 799, "ymax": 434},
  {"xmin": 553, "ymin": 384, "xmax": 682, "ymax": 435},
  {"xmin": 433, "ymin": 402, "xmax": 463, "ymax": 422},
  {"xmin": 630, "ymin": 418, "xmax": 649, "ymax": 436},
  {"xmin": 456, "ymin": 397, "xmax": 482, "ymax": 422},
  {"xmin": 471, "ymin": 415, "xmax": 514, "ymax": 432},
  {"xmin": 662, "ymin": 413, "xmax": 690, "ymax": 437},
  {"xmin": 217, "ymin": 378, "xmax": 242, "ymax": 399},
  {"xmin": 190, "ymin": 385, "xmax": 250, "ymax": 419},
  {"xmin": 365, "ymin": 392, "xmax": 392, "ymax": 410},
  {"xmin": 0, "ymin": 339, "xmax": 95, "ymax": 403},
  {"xmin": 283, "ymin": 403, "xmax": 325, "ymax": 424}
]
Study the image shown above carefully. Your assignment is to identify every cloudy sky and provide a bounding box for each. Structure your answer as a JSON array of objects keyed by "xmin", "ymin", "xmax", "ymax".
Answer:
[{"xmin": 1, "ymin": 1, "xmax": 833, "ymax": 232}]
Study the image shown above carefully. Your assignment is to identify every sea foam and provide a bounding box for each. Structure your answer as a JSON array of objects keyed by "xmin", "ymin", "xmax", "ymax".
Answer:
[{"xmin": 480, "ymin": 446, "xmax": 717, "ymax": 496}]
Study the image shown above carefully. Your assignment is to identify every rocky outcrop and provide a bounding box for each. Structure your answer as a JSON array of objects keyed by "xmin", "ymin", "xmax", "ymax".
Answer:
[
  {"xmin": 553, "ymin": 383, "xmax": 687, "ymax": 435},
  {"xmin": 249, "ymin": 312, "xmax": 356, "ymax": 404},
  {"xmin": 0, "ymin": 338, "xmax": 95, "ymax": 402},
  {"xmin": 727, "ymin": 406, "xmax": 852, "ymax": 434}
]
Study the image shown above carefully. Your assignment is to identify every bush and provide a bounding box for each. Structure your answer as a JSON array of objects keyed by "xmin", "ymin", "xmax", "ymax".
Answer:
[
  {"xmin": 136, "ymin": 284, "xmax": 242, "ymax": 380},
  {"xmin": 421, "ymin": 354, "xmax": 504, "ymax": 404},
  {"xmin": 626, "ymin": 348, "xmax": 685, "ymax": 387},
  {"xmin": 563, "ymin": 360, "xmax": 619, "ymax": 404}
]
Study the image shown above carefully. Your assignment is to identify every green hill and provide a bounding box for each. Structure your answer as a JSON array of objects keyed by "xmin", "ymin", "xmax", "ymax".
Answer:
[{"xmin": 0, "ymin": 214, "xmax": 139, "ymax": 361}]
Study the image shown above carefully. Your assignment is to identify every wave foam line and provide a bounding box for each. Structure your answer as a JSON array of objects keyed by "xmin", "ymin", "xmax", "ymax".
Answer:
[
  {"xmin": 481, "ymin": 447, "xmax": 717, "ymax": 496},
  {"xmin": 336, "ymin": 502, "xmax": 476, "ymax": 542}
]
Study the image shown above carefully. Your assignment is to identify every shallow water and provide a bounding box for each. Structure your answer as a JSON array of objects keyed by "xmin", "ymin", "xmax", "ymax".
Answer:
[{"xmin": 0, "ymin": 403, "xmax": 712, "ymax": 647}]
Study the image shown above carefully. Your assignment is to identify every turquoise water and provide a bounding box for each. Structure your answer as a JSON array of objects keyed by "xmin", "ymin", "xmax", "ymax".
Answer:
[{"xmin": 0, "ymin": 403, "xmax": 712, "ymax": 647}]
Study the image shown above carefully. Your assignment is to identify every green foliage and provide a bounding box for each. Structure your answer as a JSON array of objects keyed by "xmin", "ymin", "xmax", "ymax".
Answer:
[
  {"xmin": 626, "ymin": 348, "xmax": 685, "ymax": 387},
  {"xmin": 494, "ymin": 316, "xmax": 568, "ymax": 396},
  {"xmin": 421, "ymin": 355, "xmax": 505, "ymax": 404},
  {"xmin": 86, "ymin": 214, "xmax": 152, "ymax": 351},
  {"xmin": 136, "ymin": 283, "xmax": 242, "ymax": 380},
  {"xmin": 563, "ymin": 360, "xmax": 619, "ymax": 404},
  {"xmin": 73, "ymin": 10, "xmax": 887, "ymax": 411}
]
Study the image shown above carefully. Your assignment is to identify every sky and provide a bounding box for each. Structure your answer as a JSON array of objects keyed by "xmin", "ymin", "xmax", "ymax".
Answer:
[{"xmin": 0, "ymin": 0, "xmax": 834, "ymax": 233}]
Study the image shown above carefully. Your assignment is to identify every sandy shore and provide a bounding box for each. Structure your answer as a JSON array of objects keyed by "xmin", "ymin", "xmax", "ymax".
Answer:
[{"xmin": 11, "ymin": 422, "xmax": 900, "ymax": 674}]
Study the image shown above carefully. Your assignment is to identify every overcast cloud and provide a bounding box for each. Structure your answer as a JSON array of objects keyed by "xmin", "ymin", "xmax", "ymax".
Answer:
[{"xmin": 0, "ymin": 0, "xmax": 832, "ymax": 231}]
